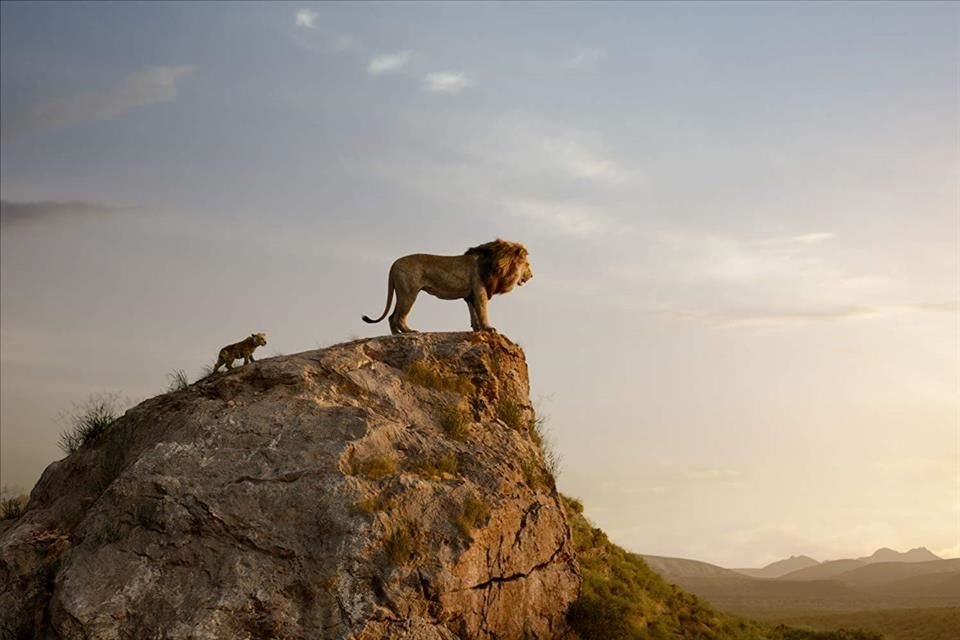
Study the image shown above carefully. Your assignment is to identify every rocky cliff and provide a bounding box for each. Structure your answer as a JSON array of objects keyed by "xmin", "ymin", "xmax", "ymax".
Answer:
[{"xmin": 0, "ymin": 332, "xmax": 579, "ymax": 639}]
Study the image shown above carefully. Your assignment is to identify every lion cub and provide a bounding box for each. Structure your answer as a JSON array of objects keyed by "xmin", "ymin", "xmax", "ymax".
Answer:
[{"xmin": 213, "ymin": 332, "xmax": 267, "ymax": 372}]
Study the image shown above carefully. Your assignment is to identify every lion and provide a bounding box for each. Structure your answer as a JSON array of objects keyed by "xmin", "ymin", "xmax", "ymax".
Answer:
[
  {"xmin": 213, "ymin": 332, "xmax": 267, "ymax": 372},
  {"xmin": 362, "ymin": 239, "xmax": 533, "ymax": 335}
]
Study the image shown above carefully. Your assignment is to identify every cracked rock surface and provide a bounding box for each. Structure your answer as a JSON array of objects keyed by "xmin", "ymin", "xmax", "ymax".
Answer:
[{"xmin": 0, "ymin": 332, "xmax": 579, "ymax": 639}]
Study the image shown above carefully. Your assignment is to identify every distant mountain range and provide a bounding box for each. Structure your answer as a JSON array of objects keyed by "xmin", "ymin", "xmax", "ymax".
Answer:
[
  {"xmin": 731, "ymin": 546, "xmax": 942, "ymax": 580},
  {"xmin": 733, "ymin": 555, "xmax": 819, "ymax": 579},
  {"xmin": 641, "ymin": 547, "xmax": 959, "ymax": 617}
]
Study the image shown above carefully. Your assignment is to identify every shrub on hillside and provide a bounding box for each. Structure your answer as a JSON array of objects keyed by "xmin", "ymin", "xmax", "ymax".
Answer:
[
  {"xmin": 57, "ymin": 393, "xmax": 124, "ymax": 454},
  {"xmin": 1, "ymin": 494, "xmax": 28, "ymax": 520},
  {"xmin": 166, "ymin": 369, "xmax": 190, "ymax": 392}
]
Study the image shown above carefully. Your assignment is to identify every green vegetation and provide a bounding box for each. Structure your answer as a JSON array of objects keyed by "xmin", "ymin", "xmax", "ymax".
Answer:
[
  {"xmin": 384, "ymin": 521, "xmax": 416, "ymax": 565},
  {"xmin": 404, "ymin": 358, "xmax": 475, "ymax": 396},
  {"xmin": 561, "ymin": 495, "xmax": 883, "ymax": 640},
  {"xmin": 438, "ymin": 404, "xmax": 470, "ymax": 441},
  {"xmin": 455, "ymin": 493, "xmax": 491, "ymax": 540},
  {"xmin": 772, "ymin": 608, "xmax": 959, "ymax": 640},
  {"xmin": 57, "ymin": 393, "xmax": 122, "ymax": 454},
  {"xmin": 351, "ymin": 454, "xmax": 398, "ymax": 481},
  {"xmin": 408, "ymin": 451, "xmax": 459, "ymax": 478},
  {"xmin": 166, "ymin": 368, "xmax": 190, "ymax": 392}
]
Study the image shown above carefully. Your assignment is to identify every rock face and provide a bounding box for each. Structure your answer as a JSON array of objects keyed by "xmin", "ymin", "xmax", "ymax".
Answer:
[{"xmin": 0, "ymin": 332, "xmax": 579, "ymax": 639}]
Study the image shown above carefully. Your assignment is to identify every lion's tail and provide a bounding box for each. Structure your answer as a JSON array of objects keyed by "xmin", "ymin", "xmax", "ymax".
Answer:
[{"xmin": 362, "ymin": 271, "xmax": 395, "ymax": 324}]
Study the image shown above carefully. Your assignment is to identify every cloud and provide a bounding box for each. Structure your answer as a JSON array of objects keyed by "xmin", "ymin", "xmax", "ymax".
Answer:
[
  {"xmin": 895, "ymin": 301, "xmax": 960, "ymax": 314},
  {"xmin": 790, "ymin": 232, "xmax": 835, "ymax": 245},
  {"xmin": 661, "ymin": 300, "xmax": 959, "ymax": 330},
  {"xmin": 605, "ymin": 229, "xmax": 960, "ymax": 327},
  {"xmin": 367, "ymin": 50, "xmax": 415, "ymax": 75},
  {"xmin": 1, "ymin": 66, "xmax": 194, "ymax": 140},
  {"xmin": 678, "ymin": 467, "xmax": 745, "ymax": 482},
  {"xmin": 294, "ymin": 8, "xmax": 319, "ymax": 29},
  {"xmin": 502, "ymin": 197, "xmax": 622, "ymax": 239},
  {"xmin": 545, "ymin": 138, "xmax": 630, "ymax": 186},
  {"xmin": 707, "ymin": 307, "xmax": 880, "ymax": 328},
  {"xmin": 423, "ymin": 72, "xmax": 473, "ymax": 94},
  {"xmin": 0, "ymin": 200, "xmax": 116, "ymax": 227},
  {"xmin": 459, "ymin": 114, "xmax": 637, "ymax": 190},
  {"xmin": 566, "ymin": 45, "xmax": 606, "ymax": 69}
]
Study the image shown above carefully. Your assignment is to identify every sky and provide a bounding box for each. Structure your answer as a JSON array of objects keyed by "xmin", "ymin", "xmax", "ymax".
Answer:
[{"xmin": 1, "ymin": 1, "xmax": 957, "ymax": 568}]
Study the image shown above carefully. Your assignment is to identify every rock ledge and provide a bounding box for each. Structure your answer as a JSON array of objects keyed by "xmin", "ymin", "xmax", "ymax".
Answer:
[{"xmin": 0, "ymin": 332, "xmax": 579, "ymax": 639}]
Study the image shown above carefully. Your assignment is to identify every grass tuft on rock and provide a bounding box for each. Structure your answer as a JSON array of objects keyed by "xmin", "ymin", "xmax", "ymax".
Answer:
[
  {"xmin": 352, "ymin": 455, "xmax": 398, "ymax": 481},
  {"xmin": 404, "ymin": 359, "xmax": 475, "ymax": 396},
  {"xmin": 455, "ymin": 493, "xmax": 491, "ymax": 540},
  {"xmin": 57, "ymin": 393, "xmax": 123, "ymax": 454}
]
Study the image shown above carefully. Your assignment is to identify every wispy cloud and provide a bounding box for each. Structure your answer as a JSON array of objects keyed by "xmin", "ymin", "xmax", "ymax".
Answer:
[
  {"xmin": 368, "ymin": 50, "xmax": 415, "ymax": 75},
  {"xmin": 461, "ymin": 114, "xmax": 638, "ymax": 190},
  {"xmin": 294, "ymin": 8, "xmax": 319, "ymax": 29},
  {"xmin": 688, "ymin": 307, "xmax": 880, "ymax": 329},
  {"xmin": 789, "ymin": 232, "xmax": 835, "ymax": 245},
  {"xmin": 1, "ymin": 66, "xmax": 194, "ymax": 140},
  {"xmin": 605, "ymin": 229, "xmax": 960, "ymax": 328},
  {"xmin": 502, "ymin": 197, "xmax": 620, "ymax": 239},
  {"xmin": 0, "ymin": 200, "xmax": 116, "ymax": 227},
  {"xmin": 423, "ymin": 71, "xmax": 473, "ymax": 93},
  {"xmin": 661, "ymin": 301, "xmax": 959, "ymax": 329},
  {"xmin": 895, "ymin": 301, "xmax": 960, "ymax": 314},
  {"xmin": 566, "ymin": 45, "xmax": 606, "ymax": 69},
  {"xmin": 545, "ymin": 138, "xmax": 630, "ymax": 186}
]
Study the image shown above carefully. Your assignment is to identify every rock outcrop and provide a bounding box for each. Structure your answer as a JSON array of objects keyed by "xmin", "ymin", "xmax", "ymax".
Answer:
[{"xmin": 0, "ymin": 332, "xmax": 579, "ymax": 639}]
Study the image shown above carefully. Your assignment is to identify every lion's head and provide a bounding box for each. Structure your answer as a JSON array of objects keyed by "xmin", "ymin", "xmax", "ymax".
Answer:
[
  {"xmin": 250, "ymin": 332, "xmax": 267, "ymax": 347},
  {"xmin": 465, "ymin": 238, "xmax": 533, "ymax": 297}
]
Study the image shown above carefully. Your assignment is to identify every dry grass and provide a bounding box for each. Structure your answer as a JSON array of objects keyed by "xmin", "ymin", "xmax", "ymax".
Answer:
[
  {"xmin": 534, "ymin": 415, "xmax": 561, "ymax": 481},
  {"xmin": 408, "ymin": 451, "xmax": 459, "ymax": 478},
  {"xmin": 455, "ymin": 493, "xmax": 491, "ymax": 539},
  {"xmin": 384, "ymin": 521, "xmax": 417, "ymax": 565},
  {"xmin": 0, "ymin": 494, "xmax": 28, "ymax": 520},
  {"xmin": 166, "ymin": 369, "xmax": 190, "ymax": 393},
  {"xmin": 404, "ymin": 359, "xmax": 475, "ymax": 396},
  {"xmin": 497, "ymin": 397, "xmax": 529, "ymax": 433},
  {"xmin": 58, "ymin": 393, "xmax": 123, "ymax": 454},
  {"xmin": 521, "ymin": 459, "xmax": 548, "ymax": 491},
  {"xmin": 438, "ymin": 405, "xmax": 470, "ymax": 441},
  {"xmin": 352, "ymin": 454, "xmax": 398, "ymax": 481},
  {"xmin": 355, "ymin": 493, "xmax": 394, "ymax": 515}
]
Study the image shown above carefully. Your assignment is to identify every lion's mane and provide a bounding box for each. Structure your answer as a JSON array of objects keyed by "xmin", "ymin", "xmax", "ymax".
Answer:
[{"xmin": 464, "ymin": 239, "xmax": 531, "ymax": 298}]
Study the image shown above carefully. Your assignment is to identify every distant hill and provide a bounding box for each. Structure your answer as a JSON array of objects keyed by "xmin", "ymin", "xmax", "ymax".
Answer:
[
  {"xmin": 563, "ymin": 499, "xmax": 879, "ymax": 639},
  {"xmin": 858, "ymin": 547, "xmax": 941, "ymax": 564},
  {"xmin": 834, "ymin": 558, "xmax": 960, "ymax": 589},
  {"xmin": 779, "ymin": 548, "xmax": 946, "ymax": 581},
  {"xmin": 638, "ymin": 548, "xmax": 960, "ymax": 620},
  {"xmin": 734, "ymin": 555, "xmax": 820, "ymax": 579},
  {"xmin": 733, "ymin": 548, "xmax": 945, "ymax": 581},
  {"xmin": 780, "ymin": 559, "xmax": 868, "ymax": 581},
  {"xmin": 649, "ymin": 559, "xmax": 960, "ymax": 618},
  {"xmin": 641, "ymin": 554, "xmax": 744, "ymax": 579}
]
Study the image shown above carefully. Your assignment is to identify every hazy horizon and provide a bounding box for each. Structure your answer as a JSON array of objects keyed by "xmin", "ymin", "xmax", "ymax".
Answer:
[{"xmin": 1, "ymin": 1, "xmax": 957, "ymax": 568}]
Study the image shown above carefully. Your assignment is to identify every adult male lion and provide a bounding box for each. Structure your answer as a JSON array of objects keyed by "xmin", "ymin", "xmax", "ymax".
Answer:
[{"xmin": 362, "ymin": 239, "xmax": 533, "ymax": 335}]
